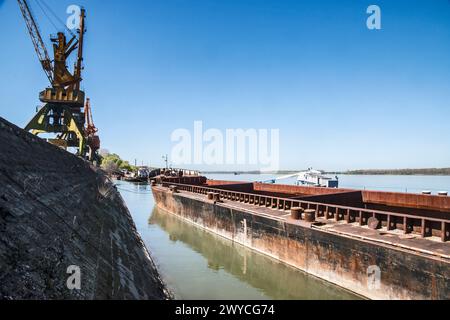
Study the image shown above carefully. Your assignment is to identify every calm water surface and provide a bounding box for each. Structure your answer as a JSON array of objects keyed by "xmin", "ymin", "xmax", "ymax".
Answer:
[
  {"xmin": 118, "ymin": 174, "xmax": 449, "ymax": 299},
  {"xmin": 117, "ymin": 181, "xmax": 360, "ymax": 300}
]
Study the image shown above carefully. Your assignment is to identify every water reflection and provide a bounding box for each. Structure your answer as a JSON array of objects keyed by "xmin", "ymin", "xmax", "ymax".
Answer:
[{"xmin": 149, "ymin": 207, "xmax": 360, "ymax": 300}]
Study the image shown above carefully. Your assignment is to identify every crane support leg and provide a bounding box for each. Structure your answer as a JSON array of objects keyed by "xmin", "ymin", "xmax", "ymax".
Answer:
[{"xmin": 25, "ymin": 104, "xmax": 87, "ymax": 157}]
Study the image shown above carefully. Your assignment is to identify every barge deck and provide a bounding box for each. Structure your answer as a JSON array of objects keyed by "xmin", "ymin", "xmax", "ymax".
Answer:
[{"xmin": 151, "ymin": 175, "xmax": 450, "ymax": 300}]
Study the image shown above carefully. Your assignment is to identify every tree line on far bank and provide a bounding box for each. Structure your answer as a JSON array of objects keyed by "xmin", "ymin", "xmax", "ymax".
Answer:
[
  {"xmin": 203, "ymin": 168, "xmax": 450, "ymax": 176},
  {"xmin": 341, "ymin": 168, "xmax": 450, "ymax": 176}
]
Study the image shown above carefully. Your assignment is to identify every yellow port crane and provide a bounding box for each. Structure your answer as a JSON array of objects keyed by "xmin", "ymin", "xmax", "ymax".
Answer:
[{"xmin": 17, "ymin": 0, "xmax": 100, "ymax": 162}]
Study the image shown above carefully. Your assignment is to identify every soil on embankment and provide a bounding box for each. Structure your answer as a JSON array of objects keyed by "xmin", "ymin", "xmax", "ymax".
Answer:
[{"xmin": 0, "ymin": 117, "xmax": 170, "ymax": 300}]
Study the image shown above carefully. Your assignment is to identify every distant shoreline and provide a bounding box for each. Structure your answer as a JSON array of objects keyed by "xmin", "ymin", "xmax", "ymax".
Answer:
[
  {"xmin": 201, "ymin": 168, "xmax": 450, "ymax": 176},
  {"xmin": 335, "ymin": 168, "xmax": 450, "ymax": 176}
]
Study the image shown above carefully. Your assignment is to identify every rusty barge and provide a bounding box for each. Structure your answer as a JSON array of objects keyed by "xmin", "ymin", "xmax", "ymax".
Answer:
[{"xmin": 151, "ymin": 175, "xmax": 450, "ymax": 300}]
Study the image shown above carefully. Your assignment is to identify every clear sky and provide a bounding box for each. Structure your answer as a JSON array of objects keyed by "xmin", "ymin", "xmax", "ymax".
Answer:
[{"xmin": 0, "ymin": 0, "xmax": 449, "ymax": 171}]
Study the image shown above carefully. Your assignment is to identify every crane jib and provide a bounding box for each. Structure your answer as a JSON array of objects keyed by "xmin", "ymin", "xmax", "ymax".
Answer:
[{"xmin": 17, "ymin": 0, "xmax": 54, "ymax": 84}]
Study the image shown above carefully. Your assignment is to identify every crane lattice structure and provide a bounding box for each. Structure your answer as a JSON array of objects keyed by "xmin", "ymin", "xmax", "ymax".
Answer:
[{"xmin": 17, "ymin": 0, "xmax": 100, "ymax": 162}]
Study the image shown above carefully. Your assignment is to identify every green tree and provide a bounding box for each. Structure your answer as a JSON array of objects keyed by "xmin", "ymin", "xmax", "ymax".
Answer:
[{"xmin": 101, "ymin": 153, "xmax": 137, "ymax": 173}]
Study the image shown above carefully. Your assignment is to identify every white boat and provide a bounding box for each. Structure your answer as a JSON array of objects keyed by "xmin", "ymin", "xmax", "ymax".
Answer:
[
  {"xmin": 264, "ymin": 168, "xmax": 339, "ymax": 188},
  {"xmin": 296, "ymin": 168, "xmax": 339, "ymax": 188}
]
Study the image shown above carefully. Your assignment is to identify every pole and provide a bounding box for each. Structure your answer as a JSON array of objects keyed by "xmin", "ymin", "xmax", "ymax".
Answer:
[{"xmin": 74, "ymin": 8, "xmax": 86, "ymax": 91}]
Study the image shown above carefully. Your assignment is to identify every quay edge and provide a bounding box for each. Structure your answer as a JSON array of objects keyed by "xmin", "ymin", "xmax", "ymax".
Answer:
[
  {"xmin": 0, "ymin": 117, "xmax": 170, "ymax": 300},
  {"xmin": 151, "ymin": 179, "xmax": 450, "ymax": 300}
]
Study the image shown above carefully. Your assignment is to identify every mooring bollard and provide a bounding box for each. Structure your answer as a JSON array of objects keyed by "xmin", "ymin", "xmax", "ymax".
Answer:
[
  {"xmin": 150, "ymin": 180, "xmax": 156, "ymax": 187},
  {"xmin": 368, "ymin": 217, "xmax": 380, "ymax": 230},
  {"xmin": 304, "ymin": 209, "xmax": 316, "ymax": 223},
  {"xmin": 207, "ymin": 192, "xmax": 222, "ymax": 203},
  {"xmin": 169, "ymin": 185, "xmax": 178, "ymax": 193},
  {"xmin": 291, "ymin": 207, "xmax": 303, "ymax": 220}
]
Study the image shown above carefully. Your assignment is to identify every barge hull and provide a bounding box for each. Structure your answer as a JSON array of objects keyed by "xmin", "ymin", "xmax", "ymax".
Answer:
[{"xmin": 152, "ymin": 185, "xmax": 449, "ymax": 300}]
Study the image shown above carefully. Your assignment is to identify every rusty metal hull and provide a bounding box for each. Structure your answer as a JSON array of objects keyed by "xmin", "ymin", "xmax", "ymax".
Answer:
[{"xmin": 152, "ymin": 184, "xmax": 450, "ymax": 300}]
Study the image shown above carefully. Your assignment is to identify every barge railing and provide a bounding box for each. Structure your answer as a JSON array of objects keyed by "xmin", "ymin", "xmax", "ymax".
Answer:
[{"xmin": 158, "ymin": 182, "xmax": 450, "ymax": 242}]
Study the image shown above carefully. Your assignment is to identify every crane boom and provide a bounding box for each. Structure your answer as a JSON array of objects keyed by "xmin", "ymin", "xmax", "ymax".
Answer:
[
  {"xmin": 17, "ymin": 0, "xmax": 53, "ymax": 84},
  {"xmin": 84, "ymin": 98, "xmax": 98, "ymax": 135}
]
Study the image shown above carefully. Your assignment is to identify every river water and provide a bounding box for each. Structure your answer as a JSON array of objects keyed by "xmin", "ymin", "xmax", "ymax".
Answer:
[
  {"xmin": 117, "ymin": 174, "xmax": 450, "ymax": 300},
  {"xmin": 117, "ymin": 181, "xmax": 359, "ymax": 300}
]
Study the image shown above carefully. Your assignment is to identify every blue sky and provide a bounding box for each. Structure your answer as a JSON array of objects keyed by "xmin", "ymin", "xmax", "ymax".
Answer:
[{"xmin": 0, "ymin": 0, "xmax": 449, "ymax": 171}]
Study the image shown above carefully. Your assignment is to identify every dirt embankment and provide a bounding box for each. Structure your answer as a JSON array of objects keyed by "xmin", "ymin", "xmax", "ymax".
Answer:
[{"xmin": 0, "ymin": 117, "xmax": 170, "ymax": 300}]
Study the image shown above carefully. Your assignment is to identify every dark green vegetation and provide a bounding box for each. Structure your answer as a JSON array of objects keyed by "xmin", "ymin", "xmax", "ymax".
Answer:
[{"xmin": 100, "ymin": 152, "xmax": 137, "ymax": 173}]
